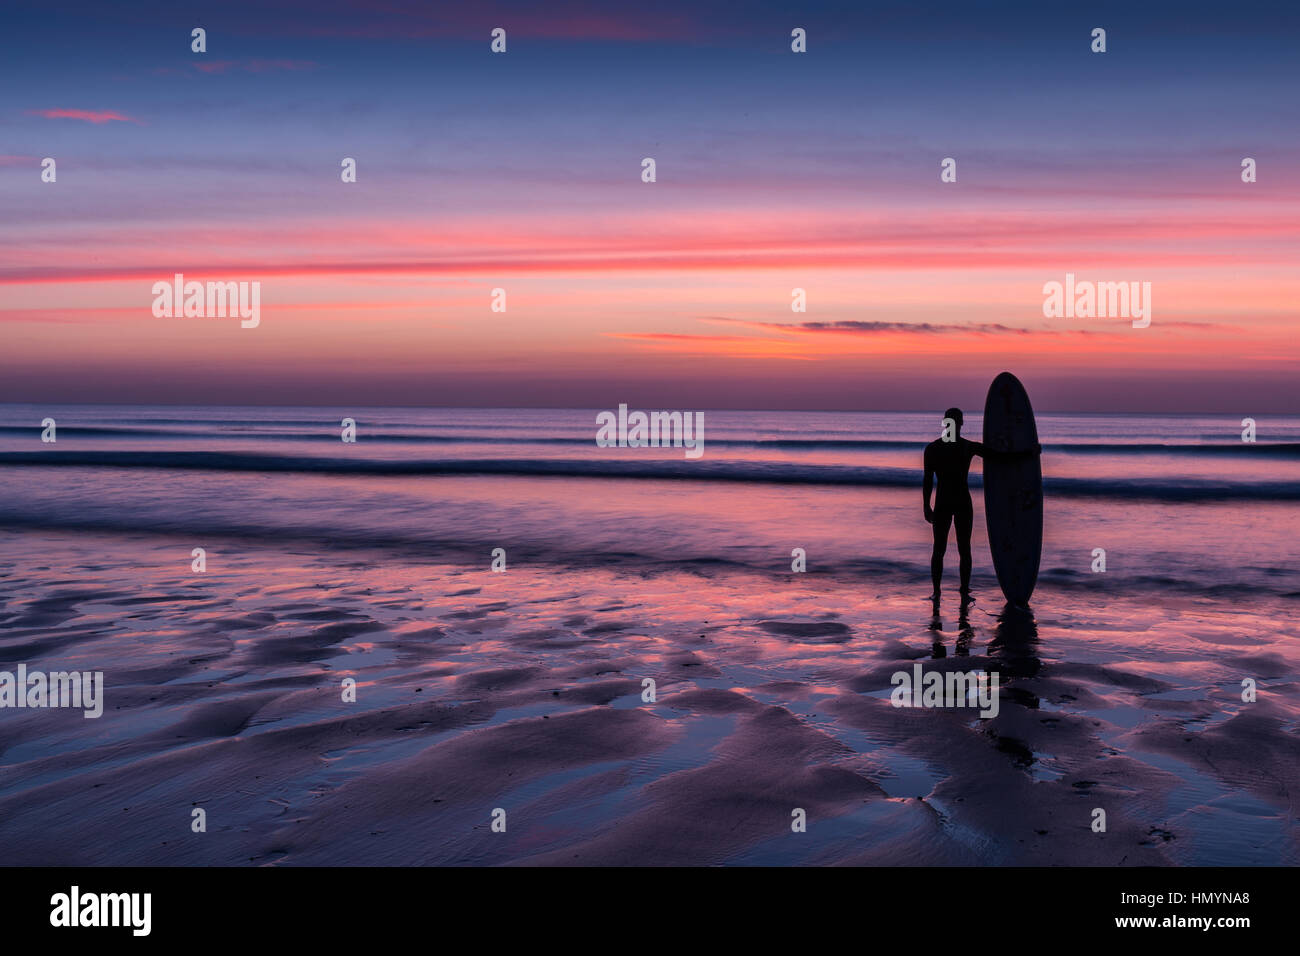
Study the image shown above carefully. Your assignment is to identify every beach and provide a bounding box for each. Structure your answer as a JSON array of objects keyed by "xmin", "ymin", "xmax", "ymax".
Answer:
[{"xmin": 1, "ymin": 405, "xmax": 1297, "ymax": 865}]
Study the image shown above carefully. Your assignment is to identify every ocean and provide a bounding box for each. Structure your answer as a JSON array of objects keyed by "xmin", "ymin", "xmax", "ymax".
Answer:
[{"xmin": 1, "ymin": 404, "xmax": 1297, "ymax": 865}]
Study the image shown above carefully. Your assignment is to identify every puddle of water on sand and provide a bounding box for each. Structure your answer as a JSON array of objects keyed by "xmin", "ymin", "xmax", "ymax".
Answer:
[
  {"xmin": 628, "ymin": 711, "xmax": 741, "ymax": 780},
  {"xmin": 1144, "ymin": 687, "xmax": 1208, "ymax": 702},
  {"xmin": 224, "ymin": 666, "xmax": 322, "ymax": 685},
  {"xmin": 743, "ymin": 683, "xmax": 947, "ymax": 798},
  {"xmin": 1097, "ymin": 704, "xmax": 1151, "ymax": 732},
  {"xmin": 1128, "ymin": 748, "xmax": 1292, "ymax": 865},
  {"xmin": 1179, "ymin": 710, "xmax": 1234, "ymax": 733},
  {"xmin": 925, "ymin": 793, "xmax": 1011, "ymax": 863},
  {"xmin": 337, "ymin": 644, "xmax": 401, "ymax": 665},
  {"xmin": 811, "ymin": 718, "xmax": 945, "ymax": 798},
  {"xmin": 162, "ymin": 668, "xmax": 243, "ymax": 686},
  {"xmin": 1028, "ymin": 752, "xmax": 1064, "ymax": 782}
]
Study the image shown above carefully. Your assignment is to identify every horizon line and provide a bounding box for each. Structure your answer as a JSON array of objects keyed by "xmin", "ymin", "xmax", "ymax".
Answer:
[{"xmin": 0, "ymin": 400, "xmax": 1290, "ymax": 418}]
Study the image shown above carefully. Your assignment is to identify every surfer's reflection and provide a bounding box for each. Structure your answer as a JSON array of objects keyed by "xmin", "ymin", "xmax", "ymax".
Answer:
[
  {"xmin": 928, "ymin": 598, "xmax": 946, "ymax": 657},
  {"xmin": 927, "ymin": 601, "xmax": 974, "ymax": 658},
  {"xmin": 955, "ymin": 603, "xmax": 974, "ymax": 656},
  {"xmin": 987, "ymin": 602, "xmax": 1042, "ymax": 707}
]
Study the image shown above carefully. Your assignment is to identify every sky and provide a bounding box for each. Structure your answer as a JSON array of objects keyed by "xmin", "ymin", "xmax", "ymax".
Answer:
[{"xmin": 2, "ymin": 0, "xmax": 1298, "ymax": 412}]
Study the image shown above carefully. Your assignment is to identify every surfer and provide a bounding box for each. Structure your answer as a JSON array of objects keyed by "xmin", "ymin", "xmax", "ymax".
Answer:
[
  {"xmin": 923, "ymin": 406, "xmax": 1041, "ymax": 605},
  {"xmin": 923, "ymin": 408, "xmax": 982, "ymax": 604}
]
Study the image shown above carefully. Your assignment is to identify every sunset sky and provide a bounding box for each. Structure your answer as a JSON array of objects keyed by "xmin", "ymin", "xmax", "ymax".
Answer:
[{"xmin": 2, "ymin": 0, "xmax": 1298, "ymax": 411}]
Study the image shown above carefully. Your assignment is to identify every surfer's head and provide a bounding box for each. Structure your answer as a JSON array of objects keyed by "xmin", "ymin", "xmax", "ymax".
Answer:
[{"xmin": 943, "ymin": 407, "xmax": 963, "ymax": 435}]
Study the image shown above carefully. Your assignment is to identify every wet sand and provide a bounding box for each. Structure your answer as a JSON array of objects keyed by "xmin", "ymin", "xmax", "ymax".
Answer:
[{"xmin": 2, "ymin": 527, "xmax": 1295, "ymax": 866}]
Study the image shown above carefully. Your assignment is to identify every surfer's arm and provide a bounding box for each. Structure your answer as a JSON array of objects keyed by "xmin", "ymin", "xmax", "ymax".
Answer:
[{"xmin": 922, "ymin": 448, "xmax": 935, "ymax": 522}]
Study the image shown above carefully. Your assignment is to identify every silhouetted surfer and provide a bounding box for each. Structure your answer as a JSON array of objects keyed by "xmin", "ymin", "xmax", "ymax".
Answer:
[
  {"xmin": 924, "ymin": 406, "xmax": 1041, "ymax": 606},
  {"xmin": 923, "ymin": 408, "xmax": 982, "ymax": 604}
]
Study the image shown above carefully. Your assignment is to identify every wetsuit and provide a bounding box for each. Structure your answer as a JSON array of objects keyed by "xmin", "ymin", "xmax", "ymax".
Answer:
[{"xmin": 923, "ymin": 436, "xmax": 984, "ymax": 595}]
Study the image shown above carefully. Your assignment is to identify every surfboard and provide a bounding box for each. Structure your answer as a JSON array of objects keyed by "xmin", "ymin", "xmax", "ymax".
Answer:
[{"xmin": 982, "ymin": 372, "xmax": 1042, "ymax": 606}]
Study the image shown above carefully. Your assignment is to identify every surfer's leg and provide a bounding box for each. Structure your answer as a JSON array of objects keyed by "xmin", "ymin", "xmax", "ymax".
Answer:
[
  {"xmin": 931, "ymin": 509, "xmax": 953, "ymax": 595},
  {"xmin": 956, "ymin": 506, "xmax": 974, "ymax": 594}
]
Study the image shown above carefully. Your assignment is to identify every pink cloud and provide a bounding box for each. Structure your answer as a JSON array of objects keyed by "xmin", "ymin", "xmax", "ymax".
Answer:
[{"xmin": 27, "ymin": 108, "xmax": 139, "ymax": 125}]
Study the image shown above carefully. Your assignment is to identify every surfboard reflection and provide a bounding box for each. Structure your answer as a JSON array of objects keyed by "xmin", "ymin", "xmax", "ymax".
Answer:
[{"xmin": 987, "ymin": 601, "xmax": 1042, "ymax": 687}]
